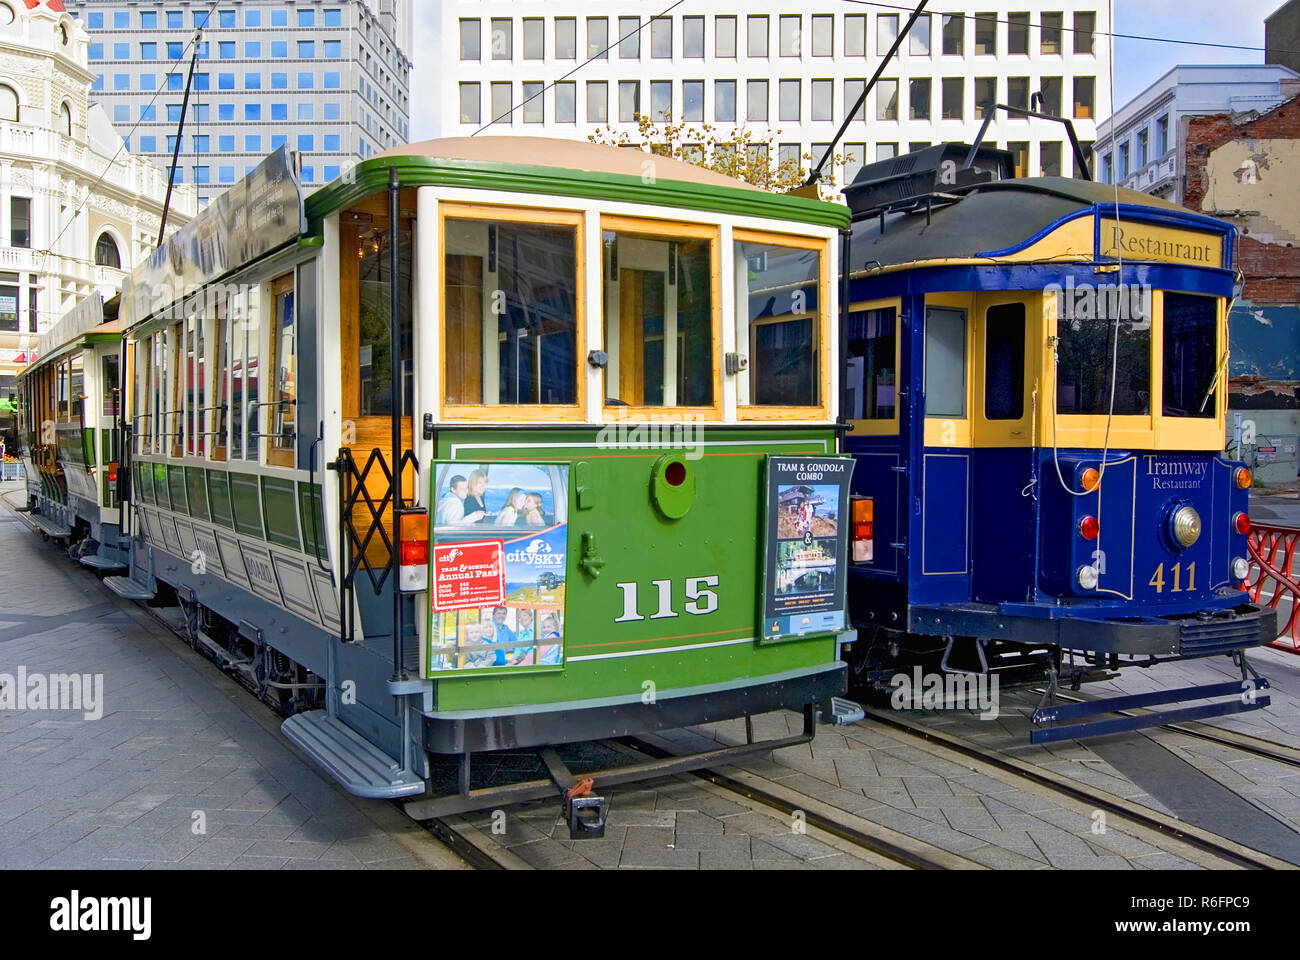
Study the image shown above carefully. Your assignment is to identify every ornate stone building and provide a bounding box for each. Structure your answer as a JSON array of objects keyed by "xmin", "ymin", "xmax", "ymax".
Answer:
[{"xmin": 0, "ymin": 0, "xmax": 195, "ymax": 391}]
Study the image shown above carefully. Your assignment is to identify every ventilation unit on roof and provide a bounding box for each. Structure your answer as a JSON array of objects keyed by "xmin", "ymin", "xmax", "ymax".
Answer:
[{"xmin": 843, "ymin": 142, "xmax": 1014, "ymax": 219}]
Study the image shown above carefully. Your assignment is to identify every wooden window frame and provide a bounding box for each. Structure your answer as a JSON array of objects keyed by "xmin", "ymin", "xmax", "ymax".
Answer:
[
  {"xmin": 599, "ymin": 214, "xmax": 722, "ymax": 421},
  {"xmin": 439, "ymin": 203, "xmax": 588, "ymax": 423},
  {"xmin": 266, "ymin": 272, "xmax": 297, "ymax": 468},
  {"xmin": 168, "ymin": 321, "xmax": 185, "ymax": 459},
  {"xmin": 734, "ymin": 227, "xmax": 832, "ymax": 422}
]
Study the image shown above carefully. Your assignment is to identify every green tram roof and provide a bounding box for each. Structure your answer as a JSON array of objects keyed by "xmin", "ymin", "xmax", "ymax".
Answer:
[
  {"xmin": 308, "ymin": 137, "xmax": 851, "ymax": 231},
  {"xmin": 848, "ymin": 176, "xmax": 1214, "ymax": 272}
]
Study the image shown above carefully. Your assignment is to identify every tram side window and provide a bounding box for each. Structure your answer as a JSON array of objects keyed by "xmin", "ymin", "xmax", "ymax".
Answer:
[
  {"xmin": 1163, "ymin": 292, "xmax": 1217, "ymax": 419},
  {"xmin": 267, "ymin": 273, "xmax": 296, "ymax": 466},
  {"xmin": 168, "ymin": 322, "xmax": 185, "ymax": 458},
  {"xmin": 186, "ymin": 309, "xmax": 206, "ymax": 456},
  {"xmin": 846, "ymin": 307, "xmax": 896, "ymax": 420},
  {"xmin": 70, "ymin": 354, "xmax": 84, "ymax": 422},
  {"xmin": 231, "ymin": 289, "xmax": 261, "ymax": 460},
  {"xmin": 602, "ymin": 226, "xmax": 714, "ymax": 409},
  {"xmin": 353, "ymin": 222, "xmax": 414, "ymax": 416},
  {"xmin": 924, "ymin": 307, "xmax": 966, "ymax": 418},
  {"xmin": 1055, "ymin": 288, "xmax": 1150, "ymax": 415},
  {"xmin": 56, "ymin": 360, "xmax": 68, "ymax": 422},
  {"xmin": 736, "ymin": 239, "xmax": 822, "ymax": 408},
  {"xmin": 444, "ymin": 217, "xmax": 578, "ymax": 408},
  {"xmin": 212, "ymin": 305, "xmax": 229, "ymax": 460},
  {"xmin": 984, "ymin": 303, "xmax": 1025, "ymax": 420}
]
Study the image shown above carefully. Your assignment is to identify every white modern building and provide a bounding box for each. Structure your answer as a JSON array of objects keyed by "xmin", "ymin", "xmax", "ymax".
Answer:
[
  {"xmin": 1095, "ymin": 63, "xmax": 1300, "ymax": 203},
  {"xmin": 68, "ymin": 0, "xmax": 413, "ymax": 203},
  {"xmin": 438, "ymin": 2, "xmax": 1110, "ymax": 189},
  {"xmin": 0, "ymin": 0, "xmax": 196, "ymax": 390}
]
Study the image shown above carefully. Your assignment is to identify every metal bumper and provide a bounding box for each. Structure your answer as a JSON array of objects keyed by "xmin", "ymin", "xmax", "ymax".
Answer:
[
  {"xmin": 421, "ymin": 662, "xmax": 847, "ymax": 755},
  {"xmin": 909, "ymin": 602, "xmax": 1278, "ymax": 657}
]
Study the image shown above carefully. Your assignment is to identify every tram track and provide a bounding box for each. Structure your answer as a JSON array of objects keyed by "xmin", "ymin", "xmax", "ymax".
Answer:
[
  {"xmin": 617, "ymin": 734, "xmax": 982, "ymax": 869},
  {"xmin": 861, "ymin": 706, "xmax": 1296, "ymax": 870}
]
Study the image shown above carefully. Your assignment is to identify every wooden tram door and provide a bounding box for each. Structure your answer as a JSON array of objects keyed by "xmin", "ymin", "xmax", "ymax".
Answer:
[{"xmin": 339, "ymin": 194, "xmax": 417, "ymax": 575}]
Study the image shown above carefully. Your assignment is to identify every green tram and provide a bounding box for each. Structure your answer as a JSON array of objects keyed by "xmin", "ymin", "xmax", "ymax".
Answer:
[
  {"xmin": 87, "ymin": 141, "xmax": 852, "ymax": 828},
  {"xmin": 15, "ymin": 294, "xmax": 125, "ymax": 568}
]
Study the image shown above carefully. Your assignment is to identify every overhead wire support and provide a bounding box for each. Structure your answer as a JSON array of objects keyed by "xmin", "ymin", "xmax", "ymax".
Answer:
[
  {"xmin": 159, "ymin": 28, "xmax": 204, "ymax": 247},
  {"xmin": 807, "ymin": 0, "xmax": 930, "ymax": 187}
]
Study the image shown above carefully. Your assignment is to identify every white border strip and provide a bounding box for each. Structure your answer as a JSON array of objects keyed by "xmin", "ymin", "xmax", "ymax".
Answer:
[{"xmin": 567, "ymin": 634, "xmax": 757, "ymax": 663}]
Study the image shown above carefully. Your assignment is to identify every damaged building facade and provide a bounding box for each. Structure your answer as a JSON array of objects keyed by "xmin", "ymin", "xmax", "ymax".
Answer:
[{"xmin": 1184, "ymin": 95, "xmax": 1300, "ymax": 484}]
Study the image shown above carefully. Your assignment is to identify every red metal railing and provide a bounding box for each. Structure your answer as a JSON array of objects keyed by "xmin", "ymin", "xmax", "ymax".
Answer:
[{"xmin": 1244, "ymin": 523, "xmax": 1300, "ymax": 652}]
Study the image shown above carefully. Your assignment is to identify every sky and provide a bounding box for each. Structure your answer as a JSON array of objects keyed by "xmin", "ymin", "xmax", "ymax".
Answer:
[{"xmin": 408, "ymin": 0, "xmax": 1288, "ymax": 143}]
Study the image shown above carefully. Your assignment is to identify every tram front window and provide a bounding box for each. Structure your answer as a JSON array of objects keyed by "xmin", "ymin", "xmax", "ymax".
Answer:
[
  {"xmin": 735, "ymin": 238, "xmax": 821, "ymax": 409},
  {"xmin": 1163, "ymin": 292, "xmax": 1217, "ymax": 418},
  {"xmin": 1055, "ymin": 289, "xmax": 1151, "ymax": 416},
  {"xmin": 601, "ymin": 225, "xmax": 714, "ymax": 409},
  {"xmin": 444, "ymin": 216, "xmax": 579, "ymax": 409}
]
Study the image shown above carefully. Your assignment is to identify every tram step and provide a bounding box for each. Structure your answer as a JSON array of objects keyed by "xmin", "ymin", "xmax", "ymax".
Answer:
[
  {"xmin": 80, "ymin": 555, "xmax": 127, "ymax": 573},
  {"xmin": 281, "ymin": 711, "xmax": 425, "ymax": 800},
  {"xmin": 29, "ymin": 513, "xmax": 71, "ymax": 539},
  {"xmin": 820, "ymin": 696, "xmax": 867, "ymax": 725},
  {"xmin": 103, "ymin": 576, "xmax": 156, "ymax": 601}
]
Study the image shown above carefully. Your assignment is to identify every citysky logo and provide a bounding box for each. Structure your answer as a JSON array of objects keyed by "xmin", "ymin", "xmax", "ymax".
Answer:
[
  {"xmin": 0, "ymin": 668, "xmax": 103, "ymax": 721},
  {"xmin": 50, "ymin": 891, "xmax": 151, "ymax": 941},
  {"xmin": 506, "ymin": 539, "xmax": 563, "ymax": 566},
  {"xmin": 889, "ymin": 667, "xmax": 999, "ymax": 720}
]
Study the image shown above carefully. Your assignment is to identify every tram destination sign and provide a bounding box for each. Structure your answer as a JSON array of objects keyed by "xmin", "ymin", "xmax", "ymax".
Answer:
[
  {"xmin": 760, "ymin": 455, "xmax": 854, "ymax": 644},
  {"xmin": 122, "ymin": 146, "xmax": 306, "ymax": 325}
]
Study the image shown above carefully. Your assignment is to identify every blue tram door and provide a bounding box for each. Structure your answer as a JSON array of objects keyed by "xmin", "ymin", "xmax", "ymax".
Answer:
[
  {"xmin": 917, "ymin": 292, "xmax": 1038, "ymax": 606},
  {"xmin": 844, "ymin": 299, "xmax": 907, "ymax": 621}
]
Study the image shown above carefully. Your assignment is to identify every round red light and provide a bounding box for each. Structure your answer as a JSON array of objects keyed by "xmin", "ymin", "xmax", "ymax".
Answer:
[
  {"xmin": 1234, "ymin": 512, "xmax": 1251, "ymax": 536},
  {"xmin": 1078, "ymin": 516, "xmax": 1100, "ymax": 540}
]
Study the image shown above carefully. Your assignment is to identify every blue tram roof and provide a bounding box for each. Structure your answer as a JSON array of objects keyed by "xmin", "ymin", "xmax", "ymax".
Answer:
[{"xmin": 848, "ymin": 176, "xmax": 1200, "ymax": 273}]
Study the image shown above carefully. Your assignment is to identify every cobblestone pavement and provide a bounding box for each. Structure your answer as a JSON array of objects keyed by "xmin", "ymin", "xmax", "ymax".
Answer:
[{"xmin": 0, "ymin": 484, "xmax": 466, "ymax": 870}]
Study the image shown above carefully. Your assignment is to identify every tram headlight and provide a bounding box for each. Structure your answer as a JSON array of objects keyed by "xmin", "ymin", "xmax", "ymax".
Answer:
[
  {"xmin": 1232, "ymin": 556, "xmax": 1251, "ymax": 581},
  {"xmin": 1172, "ymin": 505, "xmax": 1201, "ymax": 548},
  {"xmin": 1076, "ymin": 565, "xmax": 1100, "ymax": 590}
]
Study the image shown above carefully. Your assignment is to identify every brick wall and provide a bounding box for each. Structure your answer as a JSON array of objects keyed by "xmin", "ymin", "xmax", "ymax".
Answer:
[{"xmin": 1184, "ymin": 98, "xmax": 1300, "ymax": 306}]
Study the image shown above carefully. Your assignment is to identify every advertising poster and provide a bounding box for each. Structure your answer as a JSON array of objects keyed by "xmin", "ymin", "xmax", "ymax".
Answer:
[
  {"xmin": 426, "ymin": 462, "xmax": 569, "ymax": 676},
  {"xmin": 760, "ymin": 456, "xmax": 854, "ymax": 644}
]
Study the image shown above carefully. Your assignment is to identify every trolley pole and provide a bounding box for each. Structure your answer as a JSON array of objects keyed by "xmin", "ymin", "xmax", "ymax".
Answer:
[
  {"xmin": 388, "ymin": 167, "xmax": 408, "ymax": 683},
  {"xmin": 158, "ymin": 30, "xmax": 203, "ymax": 246}
]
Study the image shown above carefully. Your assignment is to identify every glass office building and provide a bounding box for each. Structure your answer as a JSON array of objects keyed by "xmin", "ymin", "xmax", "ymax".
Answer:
[{"xmin": 71, "ymin": 0, "xmax": 412, "ymax": 203}]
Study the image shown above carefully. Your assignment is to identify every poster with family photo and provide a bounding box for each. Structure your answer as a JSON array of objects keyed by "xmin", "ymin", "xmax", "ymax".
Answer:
[
  {"xmin": 760, "ymin": 456, "xmax": 854, "ymax": 644},
  {"xmin": 426, "ymin": 462, "xmax": 569, "ymax": 676}
]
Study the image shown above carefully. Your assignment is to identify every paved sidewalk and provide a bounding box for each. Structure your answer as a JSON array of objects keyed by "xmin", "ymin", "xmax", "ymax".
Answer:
[{"xmin": 0, "ymin": 484, "xmax": 464, "ymax": 870}]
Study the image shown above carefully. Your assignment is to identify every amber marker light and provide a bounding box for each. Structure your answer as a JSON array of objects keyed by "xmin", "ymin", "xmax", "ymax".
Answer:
[
  {"xmin": 1080, "ymin": 467, "xmax": 1100, "ymax": 492},
  {"xmin": 1235, "ymin": 467, "xmax": 1253, "ymax": 490}
]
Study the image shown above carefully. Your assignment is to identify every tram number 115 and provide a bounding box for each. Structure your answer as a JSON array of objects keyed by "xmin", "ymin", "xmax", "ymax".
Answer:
[{"xmin": 615, "ymin": 577, "xmax": 720, "ymax": 622}]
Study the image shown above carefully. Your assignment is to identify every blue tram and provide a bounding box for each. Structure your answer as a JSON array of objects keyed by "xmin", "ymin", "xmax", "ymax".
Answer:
[{"xmin": 838, "ymin": 144, "xmax": 1277, "ymax": 740}]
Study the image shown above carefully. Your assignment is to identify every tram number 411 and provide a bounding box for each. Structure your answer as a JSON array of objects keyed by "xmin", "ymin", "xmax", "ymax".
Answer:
[
  {"xmin": 615, "ymin": 577, "xmax": 719, "ymax": 622},
  {"xmin": 1149, "ymin": 562, "xmax": 1196, "ymax": 594}
]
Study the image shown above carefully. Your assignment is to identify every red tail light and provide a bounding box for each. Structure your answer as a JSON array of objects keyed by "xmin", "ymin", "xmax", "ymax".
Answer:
[
  {"xmin": 1078, "ymin": 516, "xmax": 1100, "ymax": 540},
  {"xmin": 107, "ymin": 462, "xmax": 118, "ymax": 483},
  {"xmin": 1233, "ymin": 512, "xmax": 1251, "ymax": 536},
  {"xmin": 400, "ymin": 539, "xmax": 428, "ymax": 567},
  {"xmin": 851, "ymin": 497, "xmax": 874, "ymax": 562}
]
